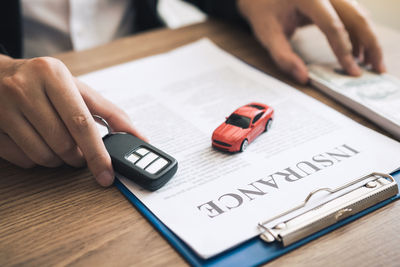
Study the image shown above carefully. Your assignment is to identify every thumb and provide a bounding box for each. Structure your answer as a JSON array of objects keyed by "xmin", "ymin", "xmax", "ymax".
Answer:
[{"xmin": 74, "ymin": 78, "xmax": 148, "ymax": 142}]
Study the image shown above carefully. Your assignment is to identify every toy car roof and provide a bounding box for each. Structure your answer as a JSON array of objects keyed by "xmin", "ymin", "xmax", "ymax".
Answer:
[{"xmin": 233, "ymin": 102, "xmax": 269, "ymax": 118}]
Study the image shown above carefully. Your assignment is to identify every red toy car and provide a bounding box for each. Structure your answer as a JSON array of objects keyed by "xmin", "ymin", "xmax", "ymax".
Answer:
[{"xmin": 212, "ymin": 102, "xmax": 274, "ymax": 152}]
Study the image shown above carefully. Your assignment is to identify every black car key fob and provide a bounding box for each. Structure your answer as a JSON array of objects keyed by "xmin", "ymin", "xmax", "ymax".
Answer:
[{"xmin": 102, "ymin": 132, "xmax": 178, "ymax": 191}]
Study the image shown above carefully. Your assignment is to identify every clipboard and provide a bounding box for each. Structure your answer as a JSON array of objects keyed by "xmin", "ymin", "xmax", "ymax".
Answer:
[{"xmin": 114, "ymin": 170, "xmax": 400, "ymax": 266}]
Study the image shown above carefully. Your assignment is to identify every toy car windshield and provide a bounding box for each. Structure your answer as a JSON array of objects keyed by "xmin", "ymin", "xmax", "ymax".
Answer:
[{"xmin": 225, "ymin": 113, "xmax": 251, "ymax": 129}]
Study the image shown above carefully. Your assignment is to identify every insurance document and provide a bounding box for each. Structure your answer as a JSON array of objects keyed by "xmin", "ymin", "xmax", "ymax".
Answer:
[{"xmin": 79, "ymin": 39, "xmax": 400, "ymax": 259}]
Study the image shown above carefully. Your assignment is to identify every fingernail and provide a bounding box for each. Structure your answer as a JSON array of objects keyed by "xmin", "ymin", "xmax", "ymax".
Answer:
[
  {"xmin": 379, "ymin": 62, "xmax": 387, "ymax": 73},
  {"xmin": 96, "ymin": 170, "xmax": 114, "ymax": 187},
  {"xmin": 292, "ymin": 68, "xmax": 309, "ymax": 85},
  {"xmin": 349, "ymin": 61, "xmax": 362, "ymax": 76},
  {"xmin": 137, "ymin": 132, "xmax": 149, "ymax": 142}
]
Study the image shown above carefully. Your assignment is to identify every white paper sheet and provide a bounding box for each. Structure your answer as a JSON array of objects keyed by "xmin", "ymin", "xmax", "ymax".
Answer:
[{"xmin": 79, "ymin": 39, "xmax": 400, "ymax": 259}]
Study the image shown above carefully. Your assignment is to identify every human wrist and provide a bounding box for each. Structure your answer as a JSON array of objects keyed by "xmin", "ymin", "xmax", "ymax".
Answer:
[
  {"xmin": 237, "ymin": 0, "xmax": 258, "ymax": 19},
  {"xmin": 0, "ymin": 54, "xmax": 14, "ymax": 66},
  {"xmin": 0, "ymin": 55, "xmax": 25, "ymax": 78}
]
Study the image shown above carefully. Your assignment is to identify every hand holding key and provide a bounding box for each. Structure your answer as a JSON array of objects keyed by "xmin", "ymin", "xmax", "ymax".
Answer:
[{"xmin": 0, "ymin": 55, "xmax": 145, "ymax": 186}]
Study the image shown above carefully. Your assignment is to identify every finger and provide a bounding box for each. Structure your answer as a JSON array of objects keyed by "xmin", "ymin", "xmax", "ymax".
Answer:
[
  {"xmin": 42, "ymin": 60, "xmax": 114, "ymax": 186},
  {"xmin": 17, "ymin": 85, "xmax": 85, "ymax": 167},
  {"xmin": 297, "ymin": 0, "xmax": 361, "ymax": 76},
  {"xmin": 0, "ymin": 132, "xmax": 36, "ymax": 168},
  {"xmin": 253, "ymin": 17, "xmax": 309, "ymax": 84},
  {"xmin": 75, "ymin": 78, "xmax": 148, "ymax": 141},
  {"xmin": 349, "ymin": 32, "xmax": 361, "ymax": 59},
  {"xmin": 364, "ymin": 47, "xmax": 386, "ymax": 72},
  {"xmin": 331, "ymin": 0, "xmax": 386, "ymax": 73},
  {"xmin": 329, "ymin": 0, "xmax": 361, "ymax": 59},
  {"xmin": 357, "ymin": 46, "xmax": 365, "ymax": 63},
  {"xmin": 3, "ymin": 112, "xmax": 63, "ymax": 167},
  {"xmin": 363, "ymin": 36, "xmax": 385, "ymax": 72}
]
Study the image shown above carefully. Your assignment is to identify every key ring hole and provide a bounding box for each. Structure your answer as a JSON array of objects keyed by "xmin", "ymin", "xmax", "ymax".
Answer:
[{"xmin": 93, "ymin": 115, "xmax": 112, "ymax": 135}]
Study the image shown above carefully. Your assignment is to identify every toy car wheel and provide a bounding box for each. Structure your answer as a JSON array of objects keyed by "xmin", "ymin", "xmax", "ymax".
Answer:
[
  {"xmin": 240, "ymin": 139, "xmax": 249, "ymax": 152},
  {"xmin": 264, "ymin": 119, "xmax": 273, "ymax": 132}
]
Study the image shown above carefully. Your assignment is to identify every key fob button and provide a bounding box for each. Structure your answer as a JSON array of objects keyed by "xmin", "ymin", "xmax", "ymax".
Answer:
[
  {"xmin": 146, "ymin": 158, "xmax": 169, "ymax": 174},
  {"xmin": 126, "ymin": 153, "xmax": 140, "ymax": 164},
  {"xmin": 135, "ymin": 152, "xmax": 158, "ymax": 169},
  {"xmin": 136, "ymin": 147, "xmax": 149, "ymax": 156}
]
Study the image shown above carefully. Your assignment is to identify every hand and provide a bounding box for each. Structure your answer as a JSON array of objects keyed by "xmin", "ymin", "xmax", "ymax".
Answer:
[
  {"xmin": 237, "ymin": 0, "xmax": 385, "ymax": 84},
  {"xmin": 0, "ymin": 55, "xmax": 146, "ymax": 186}
]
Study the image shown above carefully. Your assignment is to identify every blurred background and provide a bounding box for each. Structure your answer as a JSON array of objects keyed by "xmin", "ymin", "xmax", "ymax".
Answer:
[
  {"xmin": 158, "ymin": 0, "xmax": 400, "ymax": 30},
  {"xmin": 359, "ymin": 0, "xmax": 400, "ymax": 30}
]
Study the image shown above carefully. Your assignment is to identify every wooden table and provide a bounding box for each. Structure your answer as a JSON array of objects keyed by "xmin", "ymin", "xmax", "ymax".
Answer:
[{"xmin": 1, "ymin": 20, "xmax": 399, "ymax": 267}]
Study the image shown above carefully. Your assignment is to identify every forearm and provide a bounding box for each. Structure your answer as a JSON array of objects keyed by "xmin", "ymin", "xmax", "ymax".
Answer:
[
  {"xmin": 0, "ymin": 54, "xmax": 15, "ymax": 73},
  {"xmin": 0, "ymin": 54, "xmax": 11, "ymax": 63}
]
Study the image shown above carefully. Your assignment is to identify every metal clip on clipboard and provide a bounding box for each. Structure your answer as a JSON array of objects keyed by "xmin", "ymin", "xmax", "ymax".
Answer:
[{"xmin": 258, "ymin": 172, "xmax": 398, "ymax": 246}]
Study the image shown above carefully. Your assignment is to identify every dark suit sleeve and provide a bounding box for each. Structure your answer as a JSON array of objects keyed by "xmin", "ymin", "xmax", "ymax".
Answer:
[
  {"xmin": 133, "ymin": 0, "xmax": 163, "ymax": 32},
  {"xmin": 0, "ymin": 0, "xmax": 23, "ymax": 58}
]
